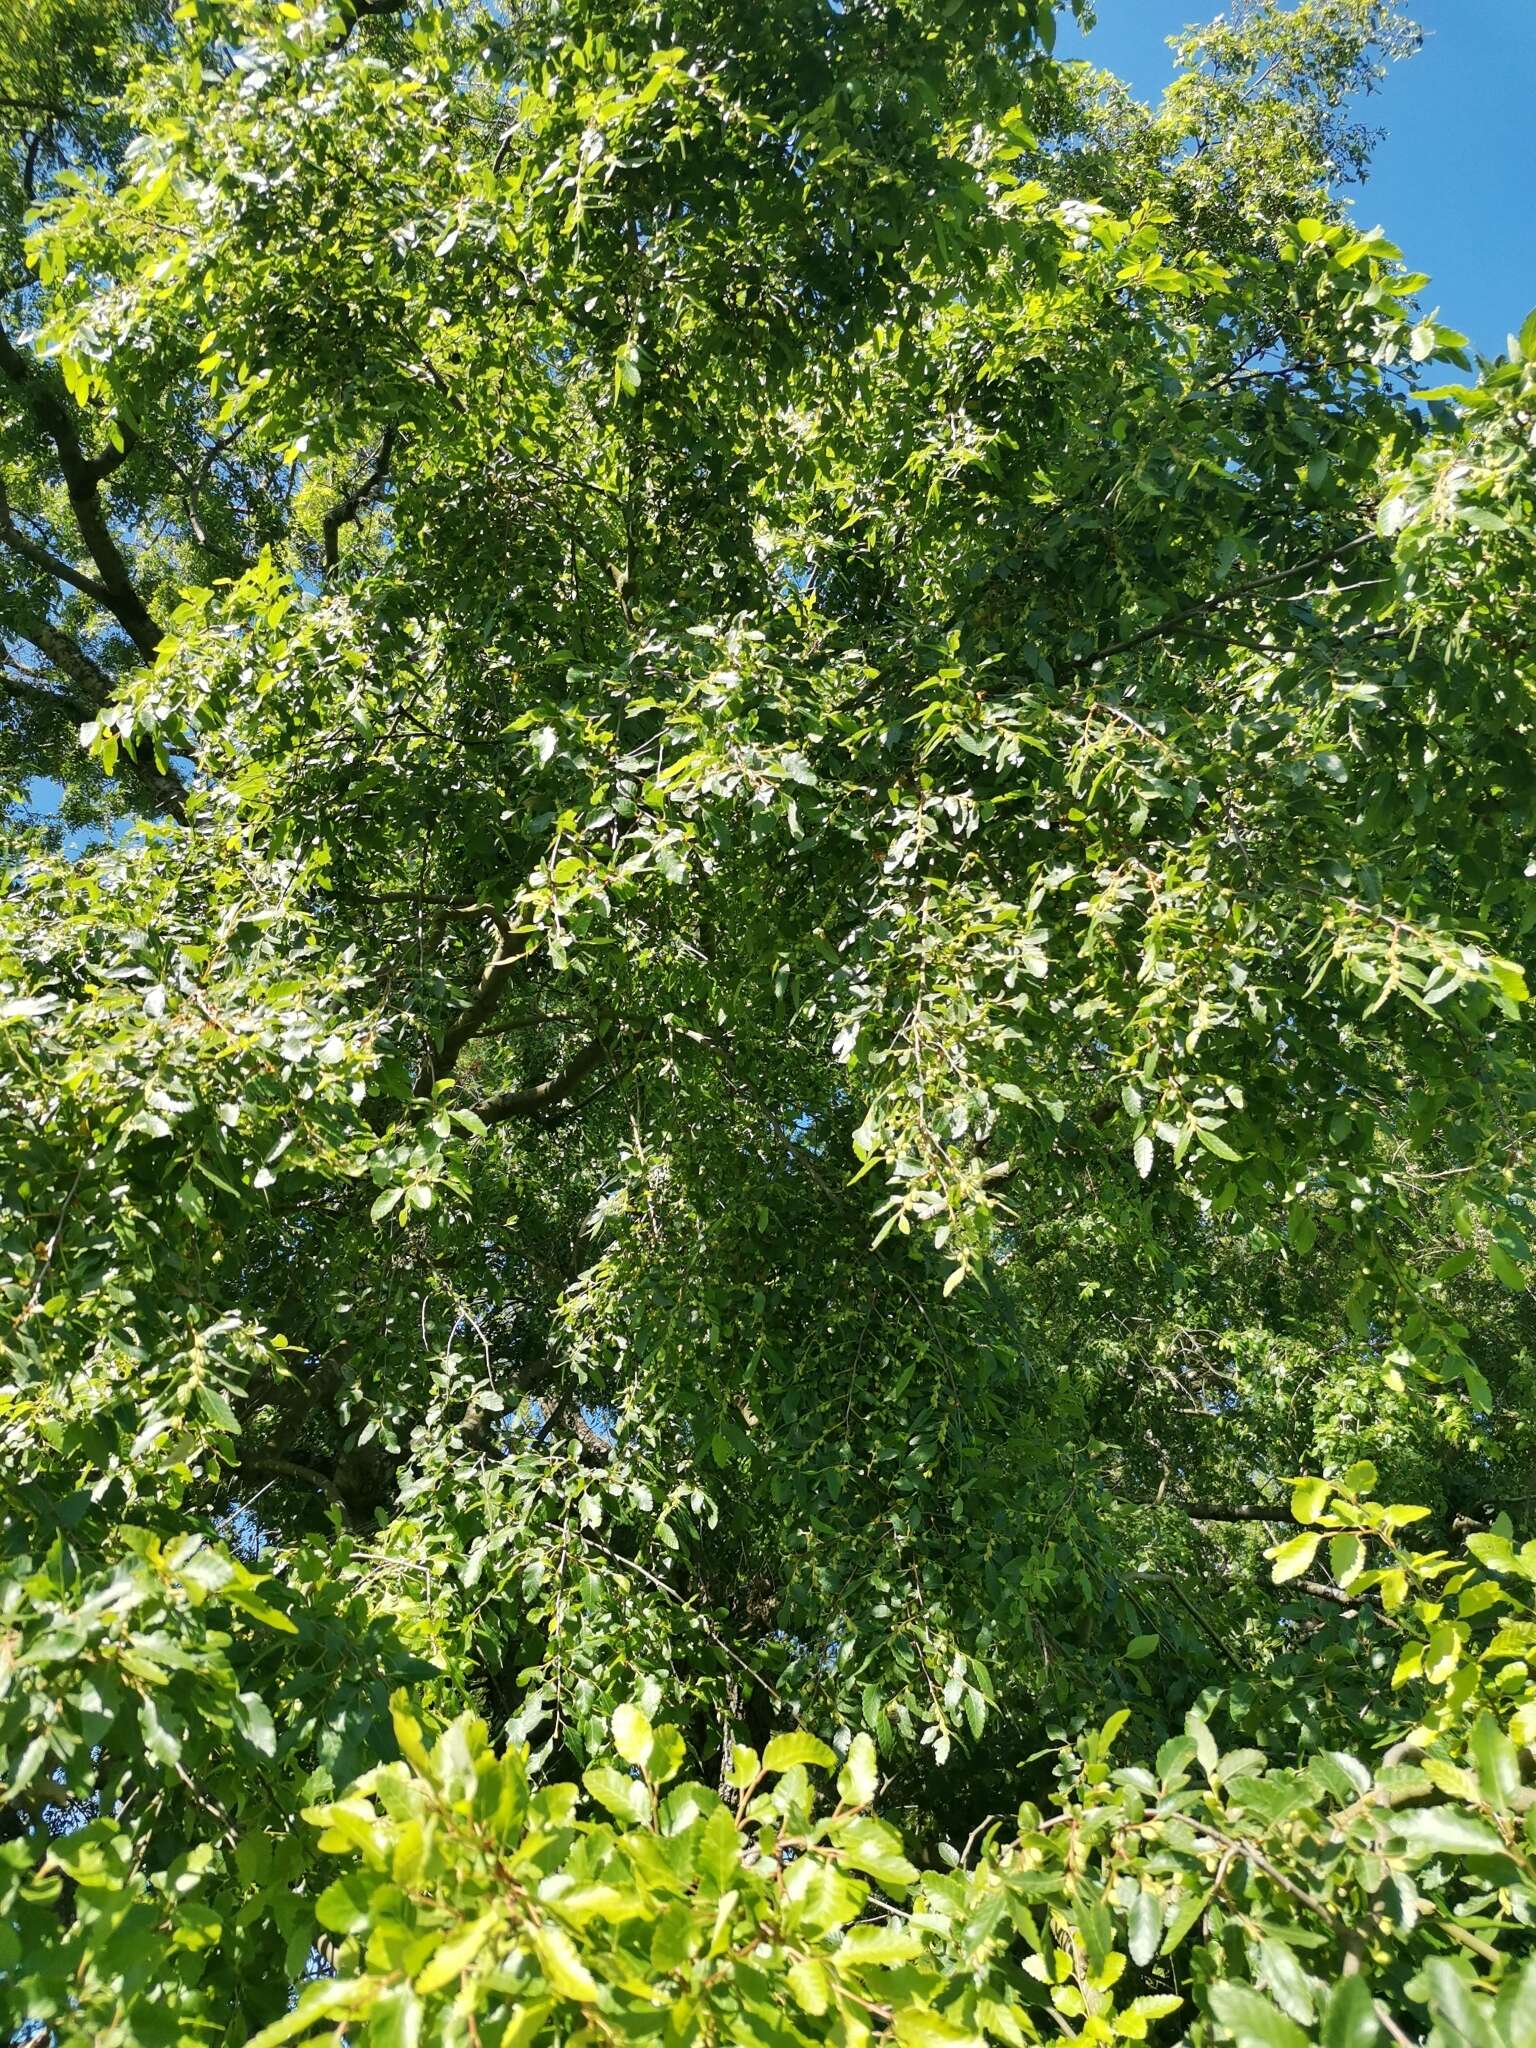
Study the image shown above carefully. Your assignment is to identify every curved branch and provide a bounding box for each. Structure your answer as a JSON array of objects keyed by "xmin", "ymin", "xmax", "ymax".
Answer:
[
  {"xmin": 478, "ymin": 1031, "xmax": 616, "ymax": 1125},
  {"xmin": 4, "ymin": 619, "xmax": 188, "ymax": 820},
  {"xmin": 322, "ymin": 424, "xmax": 397, "ymax": 570},
  {"xmin": 242, "ymin": 1455, "xmax": 346, "ymax": 1508},
  {"xmin": 0, "ymin": 324, "xmax": 162, "ymax": 659},
  {"xmin": 1070, "ymin": 533, "xmax": 1376, "ymax": 674},
  {"xmin": 0, "ymin": 475, "xmax": 118, "ymax": 609},
  {"xmin": 1176, "ymin": 1501, "xmax": 1287, "ymax": 1526},
  {"xmin": 1121, "ymin": 1494, "xmax": 1285, "ymax": 1525},
  {"xmin": 416, "ymin": 926, "xmax": 521, "ymax": 1095}
]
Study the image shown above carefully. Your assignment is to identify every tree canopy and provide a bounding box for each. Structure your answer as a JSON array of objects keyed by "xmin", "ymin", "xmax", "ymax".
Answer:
[{"xmin": 4, "ymin": 0, "xmax": 1536, "ymax": 2042}]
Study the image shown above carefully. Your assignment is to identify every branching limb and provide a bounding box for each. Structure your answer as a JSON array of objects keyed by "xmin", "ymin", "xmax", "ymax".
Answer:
[
  {"xmin": 0, "ymin": 475, "xmax": 119, "ymax": 610},
  {"xmin": 1119, "ymin": 1494, "xmax": 1285, "ymax": 1524},
  {"xmin": 4, "ymin": 620, "xmax": 188, "ymax": 819},
  {"xmin": 413, "ymin": 907, "xmax": 625, "ymax": 1120},
  {"xmin": 1072, "ymin": 532, "xmax": 1376, "ymax": 674},
  {"xmin": 416, "ymin": 922, "xmax": 522, "ymax": 1095},
  {"xmin": 0, "ymin": 324, "xmax": 162, "ymax": 659},
  {"xmin": 478, "ymin": 1030, "xmax": 618, "ymax": 1124},
  {"xmin": 322, "ymin": 424, "xmax": 397, "ymax": 570}
]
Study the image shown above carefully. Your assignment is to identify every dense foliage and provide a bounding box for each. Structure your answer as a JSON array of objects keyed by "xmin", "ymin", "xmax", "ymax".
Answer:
[{"xmin": 3, "ymin": 0, "xmax": 1536, "ymax": 2039}]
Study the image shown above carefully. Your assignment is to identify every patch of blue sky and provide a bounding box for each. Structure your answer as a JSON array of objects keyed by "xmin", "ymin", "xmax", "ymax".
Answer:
[{"xmin": 1057, "ymin": 0, "xmax": 1536, "ymax": 364}]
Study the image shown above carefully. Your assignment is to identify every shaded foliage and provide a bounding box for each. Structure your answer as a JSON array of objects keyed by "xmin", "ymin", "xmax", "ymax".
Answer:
[{"xmin": 2, "ymin": 0, "xmax": 1536, "ymax": 2040}]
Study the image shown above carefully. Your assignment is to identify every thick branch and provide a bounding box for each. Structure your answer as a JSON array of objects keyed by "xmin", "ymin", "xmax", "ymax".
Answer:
[
  {"xmin": 24, "ymin": 620, "xmax": 113, "ymax": 705},
  {"xmin": 412, "ymin": 919, "xmax": 621, "ymax": 1122},
  {"xmin": 0, "ymin": 476, "xmax": 118, "ymax": 609},
  {"xmin": 1070, "ymin": 533, "xmax": 1375, "ymax": 674},
  {"xmin": 416, "ymin": 932, "xmax": 521, "ymax": 1095},
  {"xmin": 0, "ymin": 325, "xmax": 162, "ymax": 659},
  {"xmin": 322, "ymin": 424, "xmax": 397, "ymax": 570},
  {"xmin": 1177, "ymin": 1501, "xmax": 1287, "ymax": 1525},
  {"xmin": 1122, "ymin": 1495, "xmax": 1285, "ymax": 1524},
  {"xmin": 478, "ymin": 1031, "xmax": 615, "ymax": 1124},
  {"xmin": 87, "ymin": 423, "xmax": 137, "ymax": 486},
  {"xmin": 1, "ymin": 665, "xmax": 88, "ymax": 718}
]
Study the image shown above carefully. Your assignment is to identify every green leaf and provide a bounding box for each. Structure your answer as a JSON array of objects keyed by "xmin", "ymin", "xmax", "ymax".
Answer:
[
  {"xmin": 1160, "ymin": 1885, "xmax": 1211, "ymax": 1957},
  {"xmin": 370, "ymin": 1984, "xmax": 422, "ymax": 2048},
  {"xmin": 1127, "ymin": 1886, "xmax": 1163, "ymax": 1966},
  {"xmin": 893, "ymin": 2010, "xmax": 983, "ymax": 2048},
  {"xmin": 1328, "ymin": 1534, "xmax": 1363, "ymax": 1587},
  {"xmin": 316, "ymin": 1871, "xmax": 374, "ymax": 1936},
  {"xmin": 415, "ymin": 1913, "xmax": 498, "ymax": 1994},
  {"xmin": 1269, "ymin": 1533, "xmax": 1322, "ymax": 1584},
  {"xmin": 1196, "ymin": 1125, "xmax": 1245, "ymax": 1163},
  {"xmin": 1391, "ymin": 1806, "xmax": 1506, "ymax": 1859},
  {"xmin": 1321, "ymin": 1977, "xmax": 1383, "ymax": 2048},
  {"xmin": 763, "ymin": 1731, "xmax": 837, "ymax": 1773},
  {"xmin": 1467, "ymin": 1532, "xmax": 1516, "ymax": 1573},
  {"xmin": 245, "ymin": 1980, "xmax": 379, "ymax": 2047},
  {"xmin": 1470, "ymin": 1714, "xmax": 1520, "ymax": 1813},
  {"xmin": 839, "ymin": 1922, "xmax": 926, "ymax": 1966},
  {"xmin": 611, "ymin": 1703, "xmax": 652, "ymax": 1765},
  {"xmin": 838, "ymin": 1731, "xmax": 878, "ymax": 1807},
  {"xmin": 1291, "ymin": 1478, "xmax": 1331, "ymax": 1525},
  {"xmin": 534, "ymin": 1923, "xmax": 598, "ymax": 2003},
  {"xmin": 831, "ymin": 1815, "xmax": 920, "ymax": 1890},
  {"xmin": 1208, "ymin": 1984, "xmax": 1312, "ymax": 2048},
  {"xmin": 195, "ymin": 1381, "xmax": 239, "ymax": 1431},
  {"xmin": 1489, "ymin": 1243, "xmax": 1526, "ymax": 1292},
  {"xmin": 726, "ymin": 1745, "xmax": 760, "ymax": 1789},
  {"xmin": 787, "ymin": 1955, "xmax": 831, "ymax": 2015},
  {"xmin": 1496, "ymin": 1961, "xmax": 1536, "ymax": 2047},
  {"xmin": 139, "ymin": 1693, "xmax": 182, "ymax": 1768},
  {"xmin": 697, "ymin": 1804, "xmax": 741, "ymax": 1891},
  {"xmin": 1258, "ymin": 1937, "xmax": 1316, "ymax": 2025},
  {"xmin": 582, "ymin": 1765, "xmax": 649, "ymax": 1825},
  {"xmin": 647, "ymin": 1724, "xmax": 685, "ymax": 1785}
]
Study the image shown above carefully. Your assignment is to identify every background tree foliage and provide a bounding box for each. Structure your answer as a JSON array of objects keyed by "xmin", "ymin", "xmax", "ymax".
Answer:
[{"xmin": 3, "ymin": 0, "xmax": 1536, "ymax": 2040}]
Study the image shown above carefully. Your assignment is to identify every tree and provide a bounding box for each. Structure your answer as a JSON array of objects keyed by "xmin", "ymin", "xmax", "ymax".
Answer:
[{"xmin": 3, "ymin": 0, "xmax": 1536, "ymax": 2039}]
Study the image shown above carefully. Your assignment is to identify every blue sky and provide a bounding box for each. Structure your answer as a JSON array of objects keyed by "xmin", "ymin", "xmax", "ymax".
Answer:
[{"xmin": 1057, "ymin": 1, "xmax": 1536, "ymax": 361}]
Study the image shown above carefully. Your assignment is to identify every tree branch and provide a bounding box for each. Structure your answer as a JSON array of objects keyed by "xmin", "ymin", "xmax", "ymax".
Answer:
[
  {"xmin": 1070, "ymin": 533, "xmax": 1376, "ymax": 674},
  {"xmin": 416, "ymin": 926, "xmax": 521, "ymax": 1095},
  {"xmin": 1296, "ymin": 1578, "xmax": 1361, "ymax": 1611},
  {"xmin": 1177, "ymin": 1501, "xmax": 1287, "ymax": 1525},
  {"xmin": 4, "ymin": 620, "xmax": 187, "ymax": 819},
  {"xmin": 23, "ymin": 619, "xmax": 113, "ymax": 707},
  {"xmin": 0, "ymin": 323, "xmax": 162, "ymax": 659},
  {"xmin": 242, "ymin": 1455, "xmax": 347, "ymax": 1508},
  {"xmin": 322, "ymin": 424, "xmax": 397, "ymax": 570},
  {"xmin": 1122, "ymin": 1495, "xmax": 1285, "ymax": 1525},
  {"xmin": 478, "ymin": 1031, "xmax": 617, "ymax": 1125},
  {"xmin": 0, "ymin": 475, "xmax": 118, "ymax": 609},
  {"xmin": 2, "ymin": 659, "xmax": 90, "ymax": 720}
]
